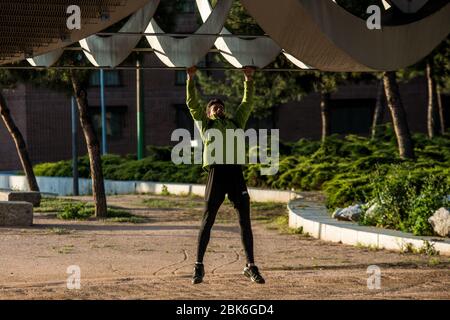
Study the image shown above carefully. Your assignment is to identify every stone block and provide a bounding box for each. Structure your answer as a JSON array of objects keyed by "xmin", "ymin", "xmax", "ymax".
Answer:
[
  {"xmin": 0, "ymin": 201, "xmax": 33, "ymax": 226},
  {"xmin": 0, "ymin": 191, "xmax": 41, "ymax": 207}
]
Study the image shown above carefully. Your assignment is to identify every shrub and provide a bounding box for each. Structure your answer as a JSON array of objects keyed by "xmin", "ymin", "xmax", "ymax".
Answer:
[
  {"xmin": 360, "ymin": 166, "xmax": 450, "ymax": 236},
  {"xmin": 57, "ymin": 202, "xmax": 134, "ymax": 221},
  {"xmin": 290, "ymin": 139, "xmax": 321, "ymax": 156},
  {"xmin": 407, "ymin": 175, "xmax": 450, "ymax": 235},
  {"xmin": 57, "ymin": 203, "xmax": 93, "ymax": 220},
  {"xmin": 33, "ymin": 131, "xmax": 450, "ymax": 236},
  {"xmin": 146, "ymin": 146, "xmax": 173, "ymax": 161},
  {"xmin": 324, "ymin": 173, "xmax": 372, "ymax": 209}
]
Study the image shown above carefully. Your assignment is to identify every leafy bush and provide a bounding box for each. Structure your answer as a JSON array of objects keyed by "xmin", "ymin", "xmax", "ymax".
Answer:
[
  {"xmin": 57, "ymin": 203, "xmax": 94, "ymax": 220},
  {"xmin": 324, "ymin": 173, "xmax": 372, "ymax": 209},
  {"xmin": 56, "ymin": 202, "xmax": 134, "ymax": 221},
  {"xmin": 33, "ymin": 127, "xmax": 450, "ymax": 235},
  {"xmin": 360, "ymin": 166, "xmax": 450, "ymax": 235}
]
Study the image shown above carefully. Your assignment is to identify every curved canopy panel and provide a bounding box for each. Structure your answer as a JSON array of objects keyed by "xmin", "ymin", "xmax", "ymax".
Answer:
[
  {"xmin": 283, "ymin": 52, "xmax": 312, "ymax": 70},
  {"xmin": 389, "ymin": 0, "xmax": 429, "ymax": 13},
  {"xmin": 80, "ymin": 1, "xmax": 160, "ymax": 67},
  {"xmin": 240, "ymin": 0, "xmax": 450, "ymax": 71},
  {"xmin": 26, "ymin": 49, "xmax": 64, "ymax": 67},
  {"xmin": 0, "ymin": 0, "xmax": 153, "ymax": 65},
  {"xmin": 145, "ymin": 0, "xmax": 232, "ymax": 67},
  {"xmin": 196, "ymin": 0, "xmax": 281, "ymax": 68}
]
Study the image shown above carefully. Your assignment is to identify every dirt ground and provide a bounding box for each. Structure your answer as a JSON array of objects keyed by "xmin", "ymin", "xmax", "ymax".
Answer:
[{"xmin": 0, "ymin": 194, "xmax": 449, "ymax": 300}]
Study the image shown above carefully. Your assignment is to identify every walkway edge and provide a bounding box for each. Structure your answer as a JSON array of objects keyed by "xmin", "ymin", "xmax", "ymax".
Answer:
[
  {"xmin": 288, "ymin": 199, "xmax": 450, "ymax": 256},
  {"xmin": 0, "ymin": 174, "xmax": 296, "ymax": 203}
]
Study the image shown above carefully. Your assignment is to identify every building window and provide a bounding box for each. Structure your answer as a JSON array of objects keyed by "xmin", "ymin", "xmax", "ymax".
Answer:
[
  {"xmin": 175, "ymin": 104, "xmax": 195, "ymax": 136},
  {"xmin": 175, "ymin": 70, "xmax": 187, "ymax": 86},
  {"xmin": 246, "ymin": 114, "xmax": 275, "ymax": 131},
  {"xmin": 89, "ymin": 106, "xmax": 127, "ymax": 139},
  {"xmin": 197, "ymin": 57, "xmax": 207, "ymax": 68},
  {"xmin": 89, "ymin": 70, "xmax": 122, "ymax": 87},
  {"xmin": 443, "ymin": 95, "xmax": 449, "ymax": 129},
  {"xmin": 178, "ymin": 0, "xmax": 196, "ymax": 13},
  {"xmin": 330, "ymin": 99, "xmax": 375, "ymax": 135}
]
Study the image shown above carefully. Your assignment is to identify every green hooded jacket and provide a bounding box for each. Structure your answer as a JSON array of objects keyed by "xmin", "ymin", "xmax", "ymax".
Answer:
[{"xmin": 186, "ymin": 78, "xmax": 255, "ymax": 168}]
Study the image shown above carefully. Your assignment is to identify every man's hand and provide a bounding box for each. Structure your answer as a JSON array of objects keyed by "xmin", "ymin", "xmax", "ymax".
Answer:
[
  {"xmin": 187, "ymin": 66, "xmax": 197, "ymax": 81},
  {"xmin": 243, "ymin": 66, "xmax": 256, "ymax": 81}
]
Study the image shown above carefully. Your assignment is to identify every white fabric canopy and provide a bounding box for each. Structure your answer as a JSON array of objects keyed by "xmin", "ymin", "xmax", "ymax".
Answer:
[
  {"xmin": 27, "ymin": 49, "xmax": 64, "ymax": 67},
  {"xmin": 389, "ymin": 0, "xmax": 429, "ymax": 13},
  {"xmin": 1, "ymin": 0, "xmax": 153, "ymax": 65},
  {"xmin": 80, "ymin": 1, "xmax": 160, "ymax": 67},
  {"xmin": 145, "ymin": 0, "xmax": 232, "ymax": 67},
  {"xmin": 196, "ymin": 0, "xmax": 281, "ymax": 68},
  {"xmin": 23, "ymin": 0, "xmax": 449, "ymax": 72},
  {"xmin": 283, "ymin": 52, "xmax": 312, "ymax": 70},
  {"xmin": 241, "ymin": 0, "xmax": 450, "ymax": 71}
]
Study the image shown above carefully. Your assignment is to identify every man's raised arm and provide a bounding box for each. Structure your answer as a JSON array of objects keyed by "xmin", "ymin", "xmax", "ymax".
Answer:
[
  {"xmin": 234, "ymin": 67, "xmax": 256, "ymax": 129},
  {"xmin": 186, "ymin": 66, "xmax": 207, "ymax": 125}
]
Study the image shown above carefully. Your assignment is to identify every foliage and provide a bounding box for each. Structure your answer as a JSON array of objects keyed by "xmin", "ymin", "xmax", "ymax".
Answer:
[
  {"xmin": 195, "ymin": 0, "xmax": 375, "ymax": 119},
  {"xmin": 211, "ymin": 0, "xmax": 263, "ymax": 35},
  {"xmin": 34, "ymin": 127, "xmax": 450, "ymax": 235},
  {"xmin": 0, "ymin": 50, "xmax": 92, "ymax": 95},
  {"xmin": 57, "ymin": 203, "xmax": 94, "ymax": 220},
  {"xmin": 361, "ymin": 167, "xmax": 450, "ymax": 235},
  {"xmin": 335, "ymin": 0, "xmax": 382, "ymax": 18},
  {"xmin": 55, "ymin": 201, "xmax": 139, "ymax": 222},
  {"xmin": 37, "ymin": 197, "xmax": 142, "ymax": 222},
  {"xmin": 34, "ymin": 151, "xmax": 207, "ymax": 184},
  {"xmin": 196, "ymin": 56, "xmax": 316, "ymax": 119}
]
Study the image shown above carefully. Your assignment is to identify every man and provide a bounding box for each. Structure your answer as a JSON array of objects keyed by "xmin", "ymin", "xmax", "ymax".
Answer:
[{"xmin": 186, "ymin": 65, "xmax": 265, "ymax": 285}]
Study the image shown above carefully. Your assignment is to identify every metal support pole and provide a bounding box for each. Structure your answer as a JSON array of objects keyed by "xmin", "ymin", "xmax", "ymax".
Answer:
[
  {"xmin": 100, "ymin": 68, "xmax": 107, "ymax": 155},
  {"xmin": 0, "ymin": 66, "xmax": 316, "ymax": 72},
  {"xmin": 136, "ymin": 58, "xmax": 145, "ymax": 160},
  {"xmin": 71, "ymin": 96, "xmax": 79, "ymax": 196}
]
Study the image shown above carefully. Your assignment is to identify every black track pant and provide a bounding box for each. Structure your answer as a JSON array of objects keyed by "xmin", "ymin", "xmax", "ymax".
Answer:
[{"xmin": 196, "ymin": 165, "xmax": 254, "ymax": 264}]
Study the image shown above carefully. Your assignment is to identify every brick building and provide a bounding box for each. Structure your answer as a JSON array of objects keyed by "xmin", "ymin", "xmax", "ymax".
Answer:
[{"xmin": 0, "ymin": 3, "xmax": 449, "ymax": 171}]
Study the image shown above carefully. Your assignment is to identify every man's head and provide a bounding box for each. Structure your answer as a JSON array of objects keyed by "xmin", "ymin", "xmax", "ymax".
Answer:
[{"xmin": 206, "ymin": 98, "xmax": 225, "ymax": 120}]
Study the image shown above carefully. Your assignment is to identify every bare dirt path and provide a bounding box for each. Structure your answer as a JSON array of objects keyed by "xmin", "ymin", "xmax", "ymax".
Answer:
[{"xmin": 0, "ymin": 194, "xmax": 449, "ymax": 300}]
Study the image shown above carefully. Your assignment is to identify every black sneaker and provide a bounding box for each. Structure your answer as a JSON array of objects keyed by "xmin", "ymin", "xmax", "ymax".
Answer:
[
  {"xmin": 192, "ymin": 263, "xmax": 205, "ymax": 284},
  {"xmin": 243, "ymin": 265, "xmax": 265, "ymax": 284}
]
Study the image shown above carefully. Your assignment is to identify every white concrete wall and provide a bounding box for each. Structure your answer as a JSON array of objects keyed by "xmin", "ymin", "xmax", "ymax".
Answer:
[
  {"xmin": 0, "ymin": 174, "xmax": 294, "ymax": 203},
  {"xmin": 288, "ymin": 200, "xmax": 450, "ymax": 256}
]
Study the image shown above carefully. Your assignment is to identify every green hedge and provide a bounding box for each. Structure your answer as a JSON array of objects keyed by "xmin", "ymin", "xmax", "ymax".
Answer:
[
  {"xmin": 34, "ymin": 126, "xmax": 450, "ymax": 235},
  {"xmin": 34, "ymin": 146, "xmax": 207, "ymax": 184}
]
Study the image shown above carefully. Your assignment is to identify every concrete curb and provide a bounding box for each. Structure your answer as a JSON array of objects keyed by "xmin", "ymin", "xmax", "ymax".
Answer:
[
  {"xmin": 288, "ymin": 199, "xmax": 450, "ymax": 256},
  {"xmin": 0, "ymin": 174, "xmax": 296, "ymax": 203},
  {"xmin": 0, "ymin": 201, "xmax": 33, "ymax": 227},
  {"xmin": 5, "ymin": 173, "xmax": 447, "ymax": 254}
]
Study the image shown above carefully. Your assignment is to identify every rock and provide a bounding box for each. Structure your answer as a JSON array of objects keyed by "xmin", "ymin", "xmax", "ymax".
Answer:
[
  {"xmin": 0, "ymin": 201, "xmax": 33, "ymax": 227},
  {"xmin": 365, "ymin": 203, "xmax": 381, "ymax": 220},
  {"xmin": 332, "ymin": 204, "xmax": 363, "ymax": 222},
  {"xmin": 0, "ymin": 191, "xmax": 41, "ymax": 207},
  {"xmin": 332, "ymin": 208, "xmax": 342, "ymax": 219},
  {"xmin": 428, "ymin": 207, "xmax": 450, "ymax": 237}
]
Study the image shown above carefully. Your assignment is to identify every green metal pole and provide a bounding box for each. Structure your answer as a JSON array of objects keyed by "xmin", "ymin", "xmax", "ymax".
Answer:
[{"xmin": 136, "ymin": 58, "xmax": 145, "ymax": 160}]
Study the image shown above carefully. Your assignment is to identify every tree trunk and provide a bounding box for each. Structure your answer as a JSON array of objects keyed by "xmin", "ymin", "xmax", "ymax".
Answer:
[
  {"xmin": 371, "ymin": 79, "xmax": 386, "ymax": 140},
  {"xmin": 426, "ymin": 62, "xmax": 439, "ymax": 138},
  {"xmin": 320, "ymin": 91, "xmax": 331, "ymax": 143},
  {"xmin": 0, "ymin": 90, "xmax": 40, "ymax": 192},
  {"xmin": 70, "ymin": 71, "xmax": 107, "ymax": 218},
  {"xmin": 437, "ymin": 86, "xmax": 446, "ymax": 135},
  {"xmin": 383, "ymin": 71, "xmax": 415, "ymax": 159}
]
